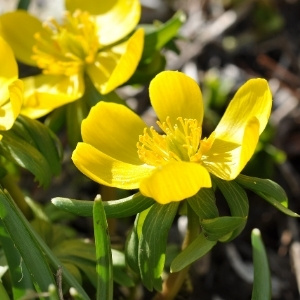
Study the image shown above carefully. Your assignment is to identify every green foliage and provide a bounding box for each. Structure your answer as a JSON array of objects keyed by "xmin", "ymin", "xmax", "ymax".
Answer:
[
  {"xmin": 93, "ymin": 198, "xmax": 113, "ymax": 300},
  {"xmin": 0, "ymin": 116, "xmax": 61, "ymax": 187},
  {"xmin": 251, "ymin": 228, "xmax": 271, "ymax": 300},
  {"xmin": 52, "ymin": 192, "xmax": 155, "ymax": 218}
]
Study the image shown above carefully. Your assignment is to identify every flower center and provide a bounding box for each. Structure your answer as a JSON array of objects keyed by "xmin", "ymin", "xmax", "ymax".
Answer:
[
  {"xmin": 137, "ymin": 117, "xmax": 214, "ymax": 167},
  {"xmin": 32, "ymin": 10, "xmax": 100, "ymax": 76}
]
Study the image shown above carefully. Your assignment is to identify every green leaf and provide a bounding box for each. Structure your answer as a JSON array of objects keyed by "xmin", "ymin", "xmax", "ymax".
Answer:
[
  {"xmin": 188, "ymin": 188, "xmax": 219, "ymax": 219},
  {"xmin": 138, "ymin": 202, "xmax": 179, "ymax": 291},
  {"xmin": 125, "ymin": 213, "xmax": 145, "ymax": 275},
  {"xmin": 139, "ymin": 11, "xmax": 186, "ymax": 60},
  {"xmin": 213, "ymin": 177, "xmax": 249, "ymax": 240},
  {"xmin": 51, "ymin": 192, "xmax": 155, "ymax": 218},
  {"xmin": 93, "ymin": 197, "xmax": 113, "ymax": 300},
  {"xmin": 16, "ymin": 115, "xmax": 62, "ymax": 176},
  {"xmin": 201, "ymin": 216, "xmax": 247, "ymax": 241},
  {"xmin": 0, "ymin": 115, "xmax": 62, "ymax": 187},
  {"xmin": 0, "ymin": 281, "xmax": 10, "ymax": 300},
  {"xmin": 213, "ymin": 177, "xmax": 249, "ymax": 217},
  {"xmin": 0, "ymin": 189, "xmax": 89, "ymax": 299},
  {"xmin": 0, "ymin": 131, "xmax": 53, "ymax": 187},
  {"xmin": 0, "ymin": 188, "xmax": 56, "ymax": 294},
  {"xmin": 171, "ymin": 233, "xmax": 216, "ymax": 272},
  {"xmin": 251, "ymin": 228, "xmax": 271, "ymax": 300},
  {"xmin": 0, "ymin": 221, "xmax": 34, "ymax": 299},
  {"xmin": 236, "ymin": 174, "xmax": 299, "ymax": 217}
]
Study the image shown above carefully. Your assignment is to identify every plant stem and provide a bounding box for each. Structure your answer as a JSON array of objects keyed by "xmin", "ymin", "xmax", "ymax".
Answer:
[{"xmin": 153, "ymin": 204, "xmax": 199, "ymax": 300}]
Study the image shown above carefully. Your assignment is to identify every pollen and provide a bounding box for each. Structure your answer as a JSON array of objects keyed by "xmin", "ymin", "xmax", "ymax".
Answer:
[
  {"xmin": 137, "ymin": 117, "xmax": 212, "ymax": 167},
  {"xmin": 32, "ymin": 10, "xmax": 100, "ymax": 76}
]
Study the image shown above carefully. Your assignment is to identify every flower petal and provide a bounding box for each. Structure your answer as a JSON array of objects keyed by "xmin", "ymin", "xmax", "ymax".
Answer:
[
  {"xmin": 72, "ymin": 142, "xmax": 154, "ymax": 189},
  {"xmin": 0, "ymin": 10, "xmax": 42, "ymax": 66},
  {"xmin": 214, "ymin": 78, "xmax": 272, "ymax": 142},
  {"xmin": 66, "ymin": 0, "xmax": 141, "ymax": 45},
  {"xmin": 21, "ymin": 74, "xmax": 84, "ymax": 118},
  {"xmin": 139, "ymin": 161, "xmax": 211, "ymax": 204},
  {"xmin": 0, "ymin": 80, "xmax": 24, "ymax": 131},
  {"xmin": 82, "ymin": 102, "xmax": 146, "ymax": 164},
  {"xmin": 0, "ymin": 37, "xmax": 18, "ymax": 104},
  {"xmin": 149, "ymin": 71, "xmax": 204, "ymax": 125},
  {"xmin": 203, "ymin": 117, "xmax": 260, "ymax": 180},
  {"xmin": 87, "ymin": 28, "xmax": 144, "ymax": 94}
]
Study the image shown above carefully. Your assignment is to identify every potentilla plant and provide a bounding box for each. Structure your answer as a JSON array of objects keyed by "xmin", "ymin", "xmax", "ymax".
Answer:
[{"xmin": 66, "ymin": 71, "xmax": 298, "ymax": 298}]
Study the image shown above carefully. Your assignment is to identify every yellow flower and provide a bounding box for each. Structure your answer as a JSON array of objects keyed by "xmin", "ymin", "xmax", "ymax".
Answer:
[
  {"xmin": 72, "ymin": 71, "xmax": 272, "ymax": 204},
  {"xmin": 0, "ymin": 0, "xmax": 143, "ymax": 118},
  {"xmin": 0, "ymin": 36, "xmax": 23, "ymax": 138}
]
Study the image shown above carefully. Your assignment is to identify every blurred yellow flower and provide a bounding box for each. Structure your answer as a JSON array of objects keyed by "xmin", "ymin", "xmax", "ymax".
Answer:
[
  {"xmin": 72, "ymin": 71, "xmax": 272, "ymax": 204},
  {"xmin": 0, "ymin": 36, "xmax": 23, "ymax": 138},
  {"xmin": 0, "ymin": 0, "xmax": 143, "ymax": 118}
]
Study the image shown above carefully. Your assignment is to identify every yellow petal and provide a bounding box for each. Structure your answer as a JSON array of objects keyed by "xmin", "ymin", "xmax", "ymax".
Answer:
[
  {"xmin": 87, "ymin": 28, "xmax": 144, "ymax": 94},
  {"xmin": 203, "ymin": 117, "xmax": 260, "ymax": 180},
  {"xmin": 82, "ymin": 102, "xmax": 146, "ymax": 164},
  {"xmin": 0, "ymin": 11, "xmax": 42, "ymax": 66},
  {"xmin": 0, "ymin": 80, "xmax": 24, "ymax": 131},
  {"xmin": 139, "ymin": 161, "xmax": 211, "ymax": 204},
  {"xmin": 0, "ymin": 37, "xmax": 18, "ymax": 104},
  {"xmin": 72, "ymin": 142, "xmax": 154, "ymax": 189},
  {"xmin": 21, "ymin": 74, "xmax": 84, "ymax": 118},
  {"xmin": 66, "ymin": 0, "xmax": 141, "ymax": 45},
  {"xmin": 149, "ymin": 71, "xmax": 204, "ymax": 125},
  {"xmin": 214, "ymin": 78, "xmax": 272, "ymax": 142}
]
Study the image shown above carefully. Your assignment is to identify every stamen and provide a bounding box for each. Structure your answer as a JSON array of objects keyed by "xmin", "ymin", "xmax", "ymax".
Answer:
[
  {"xmin": 137, "ymin": 117, "xmax": 211, "ymax": 167},
  {"xmin": 32, "ymin": 10, "xmax": 100, "ymax": 76}
]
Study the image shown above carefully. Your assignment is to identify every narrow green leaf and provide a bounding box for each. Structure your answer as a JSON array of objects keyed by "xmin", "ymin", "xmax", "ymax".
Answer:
[
  {"xmin": 213, "ymin": 176, "xmax": 249, "ymax": 217},
  {"xmin": 140, "ymin": 11, "xmax": 186, "ymax": 60},
  {"xmin": 125, "ymin": 215, "xmax": 144, "ymax": 275},
  {"xmin": 93, "ymin": 197, "xmax": 113, "ymax": 300},
  {"xmin": 51, "ymin": 193, "xmax": 155, "ymax": 218},
  {"xmin": 171, "ymin": 233, "xmax": 216, "ymax": 272},
  {"xmin": 236, "ymin": 174, "xmax": 299, "ymax": 217},
  {"xmin": 138, "ymin": 202, "xmax": 179, "ymax": 291},
  {"xmin": 188, "ymin": 188, "xmax": 219, "ymax": 219},
  {"xmin": 201, "ymin": 216, "xmax": 247, "ymax": 241},
  {"xmin": 0, "ymin": 221, "xmax": 34, "ymax": 299},
  {"xmin": 213, "ymin": 177, "xmax": 249, "ymax": 240},
  {"xmin": 0, "ymin": 188, "xmax": 56, "ymax": 294},
  {"xmin": 251, "ymin": 228, "xmax": 271, "ymax": 300},
  {"xmin": 0, "ymin": 281, "xmax": 10, "ymax": 300},
  {"xmin": 16, "ymin": 115, "xmax": 62, "ymax": 176},
  {"xmin": 0, "ymin": 189, "xmax": 89, "ymax": 299},
  {"xmin": 0, "ymin": 131, "xmax": 53, "ymax": 187}
]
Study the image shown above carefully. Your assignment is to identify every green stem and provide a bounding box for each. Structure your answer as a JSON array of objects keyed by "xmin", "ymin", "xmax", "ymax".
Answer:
[
  {"xmin": 153, "ymin": 204, "xmax": 199, "ymax": 300},
  {"xmin": 17, "ymin": 0, "xmax": 30, "ymax": 10}
]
